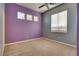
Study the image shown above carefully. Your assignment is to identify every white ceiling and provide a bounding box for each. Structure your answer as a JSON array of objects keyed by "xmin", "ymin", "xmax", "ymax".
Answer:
[{"xmin": 17, "ymin": 3, "xmax": 62, "ymax": 13}]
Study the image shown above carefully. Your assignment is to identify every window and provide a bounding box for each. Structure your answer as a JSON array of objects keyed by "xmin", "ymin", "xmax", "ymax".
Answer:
[
  {"xmin": 34, "ymin": 16, "xmax": 39, "ymax": 22},
  {"xmin": 17, "ymin": 12, "xmax": 25, "ymax": 20},
  {"xmin": 51, "ymin": 10, "xmax": 67, "ymax": 33},
  {"xmin": 26, "ymin": 14, "xmax": 32, "ymax": 21}
]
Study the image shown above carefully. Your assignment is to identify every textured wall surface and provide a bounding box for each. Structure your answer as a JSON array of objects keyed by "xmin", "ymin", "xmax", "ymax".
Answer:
[
  {"xmin": 42, "ymin": 3, "xmax": 77, "ymax": 45},
  {"xmin": 5, "ymin": 3, "xmax": 42, "ymax": 44}
]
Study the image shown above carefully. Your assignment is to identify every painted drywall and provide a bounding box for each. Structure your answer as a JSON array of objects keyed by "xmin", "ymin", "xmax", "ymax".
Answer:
[
  {"xmin": 5, "ymin": 3, "xmax": 42, "ymax": 44},
  {"xmin": 42, "ymin": 3, "xmax": 77, "ymax": 45},
  {"xmin": 0, "ymin": 3, "xmax": 4, "ymax": 55},
  {"xmin": 77, "ymin": 3, "xmax": 79, "ymax": 56}
]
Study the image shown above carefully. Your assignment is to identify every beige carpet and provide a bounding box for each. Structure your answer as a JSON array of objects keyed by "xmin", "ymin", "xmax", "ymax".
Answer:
[{"xmin": 4, "ymin": 38, "xmax": 77, "ymax": 56}]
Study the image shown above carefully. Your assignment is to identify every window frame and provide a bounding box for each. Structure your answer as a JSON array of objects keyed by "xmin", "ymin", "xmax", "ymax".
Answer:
[
  {"xmin": 34, "ymin": 16, "xmax": 39, "ymax": 22},
  {"xmin": 51, "ymin": 10, "xmax": 68, "ymax": 33},
  {"xmin": 17, "ymin": 11, "xmax": 25, "ymax": 20},
  {"xmin": 26, "ymin": 14, "xmax": 33, "ymax": 21}
]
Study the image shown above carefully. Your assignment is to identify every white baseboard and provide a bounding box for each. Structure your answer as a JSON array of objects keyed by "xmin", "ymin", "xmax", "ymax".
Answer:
[
  {"xmin": 6, "ymin": 37, "xmax": 43, "ymax": 46},
  {"xmin": 43, "ymin": 37, "xmax": 77, "ymax": 48},
  {"xmin": 6, "ymin": 37, "xmax": 77, "ymax": 48}
]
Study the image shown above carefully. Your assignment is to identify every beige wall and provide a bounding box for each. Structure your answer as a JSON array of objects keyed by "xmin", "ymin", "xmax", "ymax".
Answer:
[{"xmin": 0, "ymin": 3, "xmax": 5, "ymax": 56}]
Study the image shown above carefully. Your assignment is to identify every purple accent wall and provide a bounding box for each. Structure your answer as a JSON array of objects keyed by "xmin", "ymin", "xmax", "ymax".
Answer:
[
  {"xmin": 5, "ymin": 3, "xmax": 42, "ymax": 44},
  {"xmin": 77, "ymin": 4, "xmax": 79, "ymax": 56}
]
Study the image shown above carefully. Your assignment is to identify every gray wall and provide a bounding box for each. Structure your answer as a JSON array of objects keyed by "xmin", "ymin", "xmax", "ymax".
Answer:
[
  {"xmin": 42, "ymin": 3, "xmax": 77, "ymax": 45},
  {"xmin": 0, "ymin": 3, "xmax": 4, "ymax": 55}
]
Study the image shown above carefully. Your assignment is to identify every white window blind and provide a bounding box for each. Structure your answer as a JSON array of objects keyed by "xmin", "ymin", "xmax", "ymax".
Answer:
[
  {"xmin": 51, "ymin": 10, "xmax": 67, "ymax": 33},
  {"xmin": 17, "ymin": 12, "xmax": 25, "ymax": 20}
]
